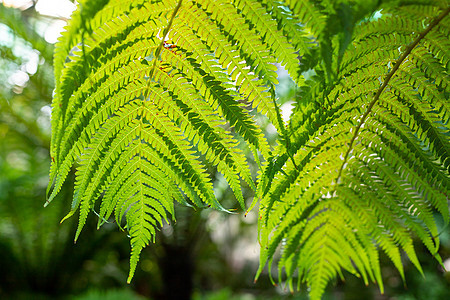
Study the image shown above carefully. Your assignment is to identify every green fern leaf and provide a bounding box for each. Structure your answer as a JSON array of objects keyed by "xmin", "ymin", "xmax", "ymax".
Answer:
[
  {"xmin": 257, "ymin": 3, "xmax": 450, "ymax": 299},
  {"xmin": 47, "ymin": 0, "xmax": 308, "ymax": 280}
]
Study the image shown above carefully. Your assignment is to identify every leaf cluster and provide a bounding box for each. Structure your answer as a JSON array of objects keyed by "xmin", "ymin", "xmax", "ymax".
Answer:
[{"xmin": 48, "ymin": 0, "xmax": 449, "ymax": 298}]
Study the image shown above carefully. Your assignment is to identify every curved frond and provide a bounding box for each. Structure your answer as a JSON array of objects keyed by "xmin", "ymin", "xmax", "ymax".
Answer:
[
  {"xmin": 257, "ymin": 3, "xmax": 450, "ymax": 299},
  {"xmin": 47, "ymin": 0, "xmax": 309, "ymax": 280}
]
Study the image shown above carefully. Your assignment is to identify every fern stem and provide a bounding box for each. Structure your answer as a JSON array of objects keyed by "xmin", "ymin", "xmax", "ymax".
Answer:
[
  {"xmin": 270, "ymin": 87, "xmax": 298, "ymax": 170},
  {"xmin": 145, "ymin": 0, "xmax": 183, "ymax": 95},
  {"xmin": 334, "ymin": 6, "xmax": 450, "ymax": 187}
]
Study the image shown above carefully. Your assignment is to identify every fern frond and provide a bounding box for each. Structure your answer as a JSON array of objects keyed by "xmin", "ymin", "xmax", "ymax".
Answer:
[
  {"xmin": 47, "ymin": 0, "xmax": 309, "ymax": 280},
  {"xmin": 257, "ymin": 3, "xmax": 450, "ymax": 299}
]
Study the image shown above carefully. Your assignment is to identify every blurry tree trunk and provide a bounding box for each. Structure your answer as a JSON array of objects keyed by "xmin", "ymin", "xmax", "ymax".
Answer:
[{"xmin": 159, "ymin": 243, "xmax": 194, "ymax": 300}]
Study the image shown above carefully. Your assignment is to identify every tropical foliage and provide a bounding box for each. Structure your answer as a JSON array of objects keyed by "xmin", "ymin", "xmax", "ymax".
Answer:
[{"xmin": 48, "ymin": 0, "xmax": 449, "ymax": 298}]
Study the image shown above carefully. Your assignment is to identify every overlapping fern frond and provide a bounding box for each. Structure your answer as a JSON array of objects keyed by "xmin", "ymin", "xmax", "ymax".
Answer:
[
  {"xmin": 48, "ymin": 0, "xmax": 449, "ymax": 297},
  {"xmin": 47, "ymin": 0, "xmax": 307, "ymax": 281},
  {"xmin": 256, "ymin": 1, "xmax": 449, "ymax": 299}
]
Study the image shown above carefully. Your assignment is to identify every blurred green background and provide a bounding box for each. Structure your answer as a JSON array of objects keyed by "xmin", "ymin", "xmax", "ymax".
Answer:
[{"xmin": 0, "ymin": 1, "xmax": 449, "ymax": 299}]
